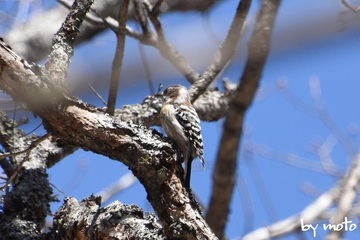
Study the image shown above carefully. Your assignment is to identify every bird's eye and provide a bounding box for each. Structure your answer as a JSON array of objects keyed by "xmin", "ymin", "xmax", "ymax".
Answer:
[{"xmin": 163, "ymin": 87, "xmax": 173, "ymax": 96}]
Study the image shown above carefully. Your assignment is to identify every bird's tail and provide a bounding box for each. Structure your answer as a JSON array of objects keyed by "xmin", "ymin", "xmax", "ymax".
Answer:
[
  {"xmin": 184, "ymin": 157, "xmax": 192, "ymax": 188},
  {"xmin": 199, "ymin": 155, "xmax": 205, "ymax": 169},
  {"xmin": 184, "ymin": 156, "xmax": 205, "ymax": 188}
]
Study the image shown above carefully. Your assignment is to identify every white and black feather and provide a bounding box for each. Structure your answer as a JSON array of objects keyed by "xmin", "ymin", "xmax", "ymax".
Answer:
[
  {"xmin": 175, "ymin": 104, "xmax": 205, "ymax": 167},
  {"xmin": 160, "ymin": 84, "xmax": 205, "ymax": 187}
]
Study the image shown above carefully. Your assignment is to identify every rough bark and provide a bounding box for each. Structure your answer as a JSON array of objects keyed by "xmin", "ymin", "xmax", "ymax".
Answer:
[
  {"xmin": 0, "ymin": 39, "xmax": 216, "ymax": 239},
  {"xmin": 47, "ymin": 195, "xmax": 166, "ymax": 239},
  {"xmin": 0, "ymin": 111, "xmax": 75, "ymax": 239}
]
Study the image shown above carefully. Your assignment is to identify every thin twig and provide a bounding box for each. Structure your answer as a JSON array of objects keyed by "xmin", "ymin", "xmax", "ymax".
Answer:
[
  {"xmin": 148, "ymin": 4, "xmax": 200, "ymax": 83},
  {"xmin": 62, "ymin": 0, "xmax": 199, "ymax": 86},
  {"xmin": 58, "ymin": 0, "xmax": 151, "ymax": 44},
  {"xmin": 248, "ymin": 142, "xmax": 343, "ymax": 176},
  {"xmin": 138, "ymin": 40, "xmax": 156, "ymax": 95},
  {"xmin": 134, "ymin": 1, "xmax": 155, "ymax": 94},
  {"xmin": 244, "ymin": 146, "xmax": 279, "ymax": 222},
  {"xmin": 134, "ymin": 0, "xmax": 152, "ymax": 38},
  {"xmin": 11, "ymin": 103, "xmax": 17, "ymax": 162},
  {"xmin": 236, "ymin": 170, "xmax": 255, "ymax": 236},
  {"xmin": 309, "ymin": 78, "xmax": 358, "ymax": 156},
  {"xmin": 315, "ymin": 135, "xmax": 339, "ymax": 176},
  {"xmin": 96, "ymin": 172, "xmax": 137, "ymax": 203},
  {"xmin": 0, "ymin": 134, "xmax": 50, "ymax": 190},
  {"xmin": 189, "ymin": 0, "xmax": 251, "ymax": 101},
  {"xmin": 341, "ymin": 0, "xmax": 360, "ymax": 12},
  {"xmin": 0, "ymin": 134, "xmax": 50, "ymax": 161},
  {"xmin": 106, "ymin": 0, "xmax": 130, "ymax": 115},
  {"xmin": 277, "ymin": 79, "xmax": 317, "ymax": 117},
  {"xmin": 26, "ymin": 122, "xmax": 43, "ymax": 135},
  {"xmin": 88, "ymin": 83, "xmax": 107, "ymax": 106}
]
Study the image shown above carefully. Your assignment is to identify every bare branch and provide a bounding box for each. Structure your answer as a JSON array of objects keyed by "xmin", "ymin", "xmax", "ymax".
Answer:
[
  {"xmin": 48, "ymin": 196, "xmax": 166, "ymax": 239},
  {"xmin": 139, "ymin": 42, "xmax": 156, "ymax": 95},
  {"xmin": 244, "ymin": 147, "xmax": 278, "ymax": 222},
  {"xmin": 189, "ymin": 0, "xmax": 251, "ymax": 101},
  {"xmin": 134, "ymin": 0, "xmax": 153, "ymax": 38},
  {"xmin": 309, "ymin": 78, "xmax": 358, "ymax": 156},
  {"xmin": 243, "ymin": 188, "xmax": 339, "ymax": 239},
  {"xmin": 326, "ymin": 154, "xmax": 360, "ymax": 239},
  {"xmin": 45, "ymin": 0, "xmax": 94, "ymax": 84},
  {"xmin": 0, "ymin": 134, "xmax": 50, "ymax": 191},
  {"xmin": 113, "ymin": 83, "xmax": 235, "ymax": 127},
  {"xmin": 341, "ymin": 0, "xmax": 360, "ymax": 12},
  {"xmin": 5, "ymin": 0, "xmax": 220, "ymax": 62},
  {"xmin": 134, "ymin": 1, "xmax": 155, "ymax": 94},
  {"xmin": 247, "ymin": 142, "xmax": 343, "ymax": 176},
  {"xmin": 148, "ymin": 7, "xmax": 200, "ymax": 83},
  {"xmin": 107, "ymin": 0, "xmax": 130, "ymax": 115},
  {"xmin": 243, "ymin": 153, "xmax": 360, "ymax": 239},
  {"xmin": 60, "ymin": 0, "xmax": 200, "ymax": 85},
  {"xmin": 96, "ymin": 172, "xmax": 137, "ymax": 203},
  {"xmin": 0, "ymin": 42, "xmax": 217, "ymax": 240},
  {"xmin": 206, "ymin": 0, "xmax": 281, "ymax": 238},
  {"xmin": 0, "ymin": 111, "xmax": 71, "ymax": 238},
  {"xmin": 88, "ymin": 82, "xmax": 107, "ymax": 106}
]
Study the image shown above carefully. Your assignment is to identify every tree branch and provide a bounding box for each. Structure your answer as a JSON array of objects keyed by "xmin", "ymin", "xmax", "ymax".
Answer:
[
  {"xmin": 45, "ymin": 0, "xmax": 94, "ymax": 84},
  {"xmin": 243, "ymin": 188, "xmax": 339, "ymax": 239},
  {"xmin": 341, "ymin": 0, "xmax": 360, "ymax": 12},
  {"xmin": 107, "ymin": 0, "xmax": 130, "ymax": 115},
  {"xmin": 96, "ymin": 172, "xmax": 137, "ymax": 203},
  {"xmin": 206, "ymin": 0, "xmax": 282, "ymax": 238},
  {"xmin": 0, "ymin": 40, "xmax": 217, "ymax": 240},
  {"xmin": 48, "ymin": 195, "xmax": 166, "ymax": 239},
  {"xmin": 4, "ymin": 0, "xmax": 220, "ymax": 62},
  {"xmin": 189, "ymin": 0, "xmax": 251, "ymax": 101},
  {"xmin": 326, "ymin": 154, "xmax": 360, "ymax": 239},
  {"xmin": 148, "ymin": 5, "xmax": 200, "ymax": 83},
  {"xmin": 0, "ymin": 112, "xmax": 52, "ymax": 238},
  {"xmin": 113, "ymin": 82, "xmax": 235, "ymax": 128}
]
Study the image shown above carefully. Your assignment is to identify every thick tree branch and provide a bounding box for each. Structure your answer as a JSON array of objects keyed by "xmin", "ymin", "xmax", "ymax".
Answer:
[
  {"xmin": 45, "ymin": 0, "xmax": 93, "ymax": 85},
  {"xmin": 48, "ymin": 195, "xmax": 166, "ymax": 239},
  {"xmin": 0, "ymin": 109, "xmax": 76, "ymax": 240},
  {"xmin": 206, "ymin": 0, "xmax": 282, "ymax": 238},
  {"xmin": 0, "ymin": 42, "xmax": 216, "ymax": 240},
  {"xmin": 0, "ymin": 113, "xmax": 51, "ymax": 239},
  {"xmin": 113, "ymin": 83, "xmax": 234, "ymax": 127}
]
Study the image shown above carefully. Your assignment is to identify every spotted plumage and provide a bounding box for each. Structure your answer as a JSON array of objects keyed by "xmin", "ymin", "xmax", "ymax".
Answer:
[{"xmin": 160, "ymin": 85, "xmax": 205, "ymax": 188}]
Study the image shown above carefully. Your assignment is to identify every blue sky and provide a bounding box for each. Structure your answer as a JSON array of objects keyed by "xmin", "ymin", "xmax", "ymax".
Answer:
[{"xmin": 2, "ymin": 0, "xmax": 360, "ymax": 239}]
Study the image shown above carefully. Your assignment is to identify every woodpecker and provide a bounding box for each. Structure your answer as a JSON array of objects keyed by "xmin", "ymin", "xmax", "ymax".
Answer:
[{"xmin": 160, "ymin": 84, "xmax": 205, "ymax": 188}]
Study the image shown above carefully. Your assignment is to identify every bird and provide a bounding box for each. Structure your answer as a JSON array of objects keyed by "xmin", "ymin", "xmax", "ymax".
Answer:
[{"xmin": 160, "ymin": 84, "xmax": 205, "ymax": 188}]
